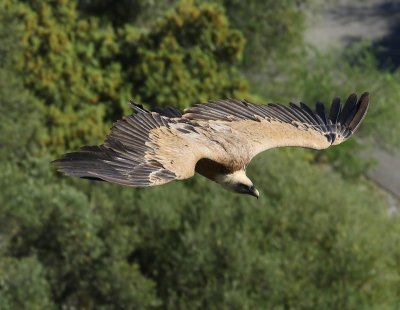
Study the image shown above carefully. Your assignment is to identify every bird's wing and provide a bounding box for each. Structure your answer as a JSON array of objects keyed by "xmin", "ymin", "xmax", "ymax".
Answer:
[
  {"xmin": 52, "ymin": 109, "xmax": 221, "ymax": 187},
  {"xmin": 53, "ymin": 93, "xmax": 369, "ymax": 187},
  {"xmin": 183, "ymin": 92, "xmax": 369, "ymax": 160}
]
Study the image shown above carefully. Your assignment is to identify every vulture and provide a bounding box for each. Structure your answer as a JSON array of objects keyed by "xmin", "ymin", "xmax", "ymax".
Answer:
[{"xmin": 53, "ymin": 92, "xmax": 370, "ymax": 198}]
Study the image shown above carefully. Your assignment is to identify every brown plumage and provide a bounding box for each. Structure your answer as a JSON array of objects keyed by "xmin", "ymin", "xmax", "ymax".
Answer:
[{"xmin": 53, "ymin": 92, "xmax": 370, "ymax": 198}]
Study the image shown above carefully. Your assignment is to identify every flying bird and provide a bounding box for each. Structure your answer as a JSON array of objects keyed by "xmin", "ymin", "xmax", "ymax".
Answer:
[{"xmin": 53, "ymin": 92, "xmax": 370, "ymax": 198}]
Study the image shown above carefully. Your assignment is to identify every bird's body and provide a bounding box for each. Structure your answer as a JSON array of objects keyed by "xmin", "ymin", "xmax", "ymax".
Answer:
[{"xmin": 53, "ymin": 93, "xmax": 370, "ymax": 198}]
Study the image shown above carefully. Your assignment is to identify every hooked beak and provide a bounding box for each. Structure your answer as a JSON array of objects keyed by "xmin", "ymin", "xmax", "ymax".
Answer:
[{"xmin": 249, "ymin": 185, "xmax": 259, "ymax": 199}]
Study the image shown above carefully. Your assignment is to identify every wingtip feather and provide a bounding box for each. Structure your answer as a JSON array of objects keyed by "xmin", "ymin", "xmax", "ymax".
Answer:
[
  {"xmin": 329, "ymin": 97, "xmax": 341, "ymax": 123},
  {"xmin": 348, "ymin": 92, "xmax": 369, "ymax": 132},
  {"xmin": 128, "ymin": 100, "xmax": 149, "ymax": 114}
]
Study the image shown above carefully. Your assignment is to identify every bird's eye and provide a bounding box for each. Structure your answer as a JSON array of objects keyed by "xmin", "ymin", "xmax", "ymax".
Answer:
[{"xmin": 236, "ymin": 183, "xmax": 250, "ymax": 192}]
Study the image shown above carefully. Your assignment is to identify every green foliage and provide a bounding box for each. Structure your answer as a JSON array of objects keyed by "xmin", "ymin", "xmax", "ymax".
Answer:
[
  {"xmin": 116, "ymin": 148, "xmax": 399, "ymax": 309},
  {"xmin": 10, "ymin": 0, "xmax": 123, "ymax": 107},
  {"xmin": 247, "ymin": 149, "xmax": 399, "ymax": 309},
  {"xmin": 0, "ymin": 257, "xmax": 54, "ymax": 309},
  {"xmin": 0, "ymin": 2, "xmax": 17, "ymax": 68},
  {"xmin": 80, "ymin": 0, "xmax": 316, "ymax": 71},
  {"xmin": 321, "ymin": 139, "xmax": 375, "ymax": 179},
  {"xmin": 1, "ymin": 151, "xmax": 399, "ymax": 309},
  {"xmin": 200, "ymin": 0, "xmax": 314, "ymax": 70},
  {"xmin": 0, "ymin": 158, "xmax": 160, "ymax": 309},
  {"xmin": 123, "ymin": 0, "xmax": 247, "ymax": 109},
  {"xmin": 0, "ymin": 69, "xmax": 45, "ymax": 160},
  {"xmin": 1, "ymin": 1, "xmax": 399, "ymax": 309},
  {"xmin": 0, "ymin": 7, "xmax": 46, "ymax": 160},
  {"xmin": 6, "ymin": 0, "xmax": 125, "ymax": 151}
]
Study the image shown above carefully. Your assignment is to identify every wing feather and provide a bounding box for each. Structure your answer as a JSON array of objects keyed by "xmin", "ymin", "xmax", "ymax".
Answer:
[
  {"xmin": 52, "ymin": 105, "xmax": 226, "ymax": 187},
  {"xmin": 329, "ymin": 97, "xmax": 341, "ymax": 123},
  {"xmin": 300, "ymin": 102, "xmax": 320, "ymax": 125},
  {"xmin": 316, "ymin": 102, "xmax": 327, "ymax": 125},
  {"xmin": 183, "ymin": 92, "xmax": 370, "ymax": 160},
  {"xmin": 348, "ymin": 92, "xmax": 369, "ymax": 132},
  {"xmin": 52, "ymin": 111, "xmax": 211, "ymax": 187},
  {"xmin": 338, "ymin": 93, "xmax": 358, "ymax": 125}
]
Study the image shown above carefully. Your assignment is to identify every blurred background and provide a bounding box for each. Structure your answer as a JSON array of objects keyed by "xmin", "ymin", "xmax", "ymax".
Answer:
[{"xmin": 0, "ymin": 0, "xmax": 399, "ymax": 308}]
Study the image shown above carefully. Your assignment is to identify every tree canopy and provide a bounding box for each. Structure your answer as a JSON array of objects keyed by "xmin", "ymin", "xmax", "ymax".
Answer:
[{"xmin": 0, "ymin": 0, "xmax": 399, "ymax": 309}]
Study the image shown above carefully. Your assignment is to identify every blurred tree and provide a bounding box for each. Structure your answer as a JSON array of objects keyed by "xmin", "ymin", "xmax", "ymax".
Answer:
[
  {"xmin": 0, "ymin": 7, "xmax": 45, "ymax": 160},
  {"xmin": 124, "ymin": 149, "xmax": 400, "ymax": 309},
  {"xmin": 191, "ymin": 0, "xmax": 318, "ymax": 75},
  {"xmin": 79, "ymin": 0, "xmax": 316, "ymax": 74},
  {"xmin": 7, "ymin": 0, "xmax": 247, "ymax": 151},
  {"xmin": 0, "ymin": 257, "xmax": 55, "ymax": 309},
  {"xmin": 0, "ymin": 33, "xmax": 158, "ymax": 305},
  {"xmin": 122, "ymin": 0, "xmax": 247, "ymax": 109},
  {"xmin": 0, "ymin": 68, "xmax": 46, "ymax": 161},
  {"xmin": 0, "ymin": 157, "xmax": 161, "ymax": 309},
  {"xmin": 5, "ymin": 0, "xmax": 126, "ymax": 152}
]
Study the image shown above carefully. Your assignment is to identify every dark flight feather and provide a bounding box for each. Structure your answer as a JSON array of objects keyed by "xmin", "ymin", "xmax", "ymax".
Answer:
[
  {"xmin": 329, "ymin": 97, "xmax": 341, "ymax": 123},
  {"xmin": 338, "ymin": 93, "xmax": 357, "ymax": 125}
]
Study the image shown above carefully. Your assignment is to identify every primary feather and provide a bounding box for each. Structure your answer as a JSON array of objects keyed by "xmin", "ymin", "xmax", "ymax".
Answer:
[{"xmin": 53, "ymin": 92, "xmax": 370, "ymax": 197}]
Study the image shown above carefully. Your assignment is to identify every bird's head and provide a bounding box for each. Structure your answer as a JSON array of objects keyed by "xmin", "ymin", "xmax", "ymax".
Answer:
[{"xmin": 215, "ymin": 170, "xmax": 259, "ymax": 199}]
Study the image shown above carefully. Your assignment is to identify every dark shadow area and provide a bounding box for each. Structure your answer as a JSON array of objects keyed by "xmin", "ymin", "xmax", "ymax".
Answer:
[
  {"xmin": 374, "ymin": 24, "xmax": 400, "ymax": 69},
  {"xmin": 324, "ymin": 0, "xmax": 400, "ymax": 69},
  {"xmin": 372, "ymin": 2, "xmax": 400, "ymax": 69},
  {"xmin": 77, "ymin": 0, "xmax": 142, "ymax": 25},
  {"xmin": 328, "ymin": 1, "xmax": 400, "ymax": 22}
]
